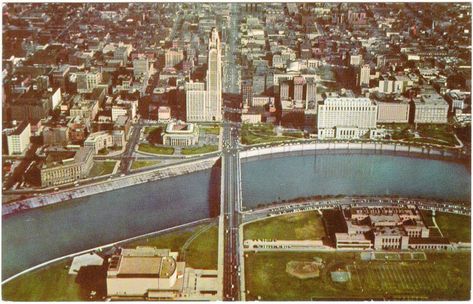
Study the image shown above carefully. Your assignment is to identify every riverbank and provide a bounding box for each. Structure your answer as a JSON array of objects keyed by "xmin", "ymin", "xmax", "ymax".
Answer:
[
  {"xmin": 2, "ymin": 157, "xmax": 218, "ymax": 216},
  {"xmin": 2, "ymin": 217, "xmax": 212, "ymax": 284},
  {"xmin": 240, "ymin": 142, "xmax": 468, "ymax": 163}
]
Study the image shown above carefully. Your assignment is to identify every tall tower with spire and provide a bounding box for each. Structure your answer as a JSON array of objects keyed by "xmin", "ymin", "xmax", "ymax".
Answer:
[
  {"xmin": 185, "ymin": 28, "xmax": 222, "ymax": 122},
  {"xmin": 206, "ymin": 28, "xmax": 222, "ymax": 121}
]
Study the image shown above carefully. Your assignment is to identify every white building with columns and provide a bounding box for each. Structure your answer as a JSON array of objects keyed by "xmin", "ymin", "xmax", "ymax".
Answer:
[
  {"xmin": 162, "ymin": 121, "xmax": 199, "ymax": 147},
  {"xmin": 317, "ymin": 97, "xmax": 377, "ymax": 139}
]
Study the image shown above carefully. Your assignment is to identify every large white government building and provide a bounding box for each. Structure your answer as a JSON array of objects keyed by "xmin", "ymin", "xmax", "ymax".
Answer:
[
  {"xmin": 186, "ymin": 28, "xmax": 222, "ymax": 122},
  {"xmin": 162, "ymin": 121, "xmax": 199, "ymax": 147},
  {"xmin": 413, "ymin": 93, "xmax": 449, "ymax": 124},
  {"xmin": 317, "ymin": 97, "xmax": 377, "ymax": 139},
  {"xmin": 376, "ymin": 100, "xmax": 410, "ymax": 123}
]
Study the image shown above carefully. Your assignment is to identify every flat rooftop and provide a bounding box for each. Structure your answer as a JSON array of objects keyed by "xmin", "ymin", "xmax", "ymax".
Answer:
[
  {"xmin": 119, "ymin": 256, "xmax": 162, "ymax": 276},
  {"xmin": 113, "ymin": 255, "xmax": 176, "ymax": 278}
]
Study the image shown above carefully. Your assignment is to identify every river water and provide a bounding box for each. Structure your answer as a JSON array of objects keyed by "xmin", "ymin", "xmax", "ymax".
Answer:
[{"xmin": 2, "ymin": 153, "xmax": 470, "ymax": 279}]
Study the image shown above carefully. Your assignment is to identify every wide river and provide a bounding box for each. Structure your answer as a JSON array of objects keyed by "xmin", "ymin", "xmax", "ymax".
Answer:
[{"xmin": 2, "ymin": 152, "xmax": 471, "ymax": 279}]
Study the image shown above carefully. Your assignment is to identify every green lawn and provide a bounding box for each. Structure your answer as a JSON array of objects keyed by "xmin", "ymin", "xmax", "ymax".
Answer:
[
  {"xmin": 416, "ymin": 125, "xmax": 458, "ymax": 146},
  {"xmin": 3, "ymin": 260, "xmax": 86, "ymax": 301},
  {"xmin": 143, "ymin": 126, "xmax": 164, "ymax": 135},
  {"xmin": 435, "ymin": 212, "xmax": 471, "ymax": 243},
  {"xmin": 200, "ymin": 125, "xmax": 221, "ymax": 135},
  {"xmin": 412, "ymin": 137, "xmax": 454, "ymax": 146},
  {"xmin": 130, "ymin": 160, "xmax": 161, "ymax": 170},
  {"xmin": 181, "ymin": 145, "xmax": 218, "ymax": 155},
  {"xmin": 245, "ymin": 251, "xmax": 470, "ymax": 301},
  {"xmin": 138, "ymin": 144, "xmax": 174, "ymax": 155},
  {"xmin": 244, "ymin": 211, "xmax": 325, "ymax": 240},
  {"xmin": 185, "ymin": 225, "xmax": 219, "ymax": 269},
  {"xmin": 124, "ymin": 226, "xmax": 200, "ymax": 252},
  {"xmin": 241, "ymin": 123, "xmax": 298, "ymax": 145},
  {"xmin": 88, "ymin": 161, "xmax": 116, "ymax": 177}
]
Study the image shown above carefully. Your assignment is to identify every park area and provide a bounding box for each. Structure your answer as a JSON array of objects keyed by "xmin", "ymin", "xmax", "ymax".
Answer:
[
  {"xmin": 138, "ymin": 143, "xmax": 174, "ymax": 155},
  {"xmin": 181, "ymin": 145, "xmax": 218, "ymax": 155},
  {"xmin": 2, "ymin": 222, "xmax": 218, "ymax": 301},
  {"xmin": 130, "ymin": 160, "xmax": 160, "ymax": 170},
  {"xmin": 413, "ymin": 124, "xmax": 459, "ymax": 147},
  {"xmin": 88, "ymin": 161, "xmax": 116, "ymax": 177},
  {"xmin": 199, "ymin": 124, "xmax": 220, "ymax": 135},
  {"xmin": 243, "ymin": 211, "xmax": 325, "ymax": 240},
  {"xmin": 241, "ymin": 123, "xmax": 302, "ymax": 145},
  {"xmin": 244, "ymin": 251, "xmax": 470, "ymax": 301}
]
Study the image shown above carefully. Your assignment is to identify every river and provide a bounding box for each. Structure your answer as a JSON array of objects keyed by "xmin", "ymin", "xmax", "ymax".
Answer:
[{"xmin": 2, "ymin": 152, "xmax": 470, "ymax": 279}]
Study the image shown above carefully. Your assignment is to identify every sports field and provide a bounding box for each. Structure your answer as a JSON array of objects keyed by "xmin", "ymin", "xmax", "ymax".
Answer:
[{"xmin": 244, "ymin": 251, "xmax": 470, "ymax": 300}]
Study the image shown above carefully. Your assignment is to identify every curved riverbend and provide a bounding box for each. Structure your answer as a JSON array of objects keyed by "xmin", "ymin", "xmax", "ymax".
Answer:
[
  {"xmin": 2, "ymin": 151, "xmax": 470, "ymax": 279},
  {"xmin": 241, "ymin": 152, "xmax": 470, "ymax": 207},
  {"xmin": 2, "ymin": 169, "xmax": 217, "ymax": 280}
]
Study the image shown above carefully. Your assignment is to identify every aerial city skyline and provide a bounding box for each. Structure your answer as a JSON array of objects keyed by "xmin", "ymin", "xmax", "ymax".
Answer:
[{"xmin": 1, "ymin": 2, "xmax": 471, "ymax": 301}]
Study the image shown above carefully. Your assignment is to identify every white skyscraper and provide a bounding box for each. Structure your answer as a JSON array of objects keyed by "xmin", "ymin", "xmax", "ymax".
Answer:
[
  {"xmin": 359, "ymin": 64, "xmax": 370, "ymax": 87},
  {"xmin": 186, "ymin": 28, "xmax": 222, "ymax": 122},
  {"xmin": 206, "ymin": 28, "xmax": 222, "ymax": 121}
]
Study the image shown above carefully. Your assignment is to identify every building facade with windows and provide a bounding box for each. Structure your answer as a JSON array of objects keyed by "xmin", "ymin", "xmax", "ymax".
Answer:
[
  {"xmin": 162, "ymin": 121, "xmax": 198, "ymax": 147},
  {"xmin": 39, "ymin": 146, "xmax": 94, "ymax": 187},
  {"xmin": 414, "ymin": 93, "xmax": 449, "ymax": 124},
  {"xmin": 6, "ymin": 121, "xmax": 31, "ymax": 155},
  {"xmin": 317, "ymin": 97, "xmax": 377, "ymax": 139}
]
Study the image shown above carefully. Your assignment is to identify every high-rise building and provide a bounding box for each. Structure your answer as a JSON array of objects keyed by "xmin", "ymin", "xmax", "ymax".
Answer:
[
  {"xmin": 413, "ymin": 93, "xmax": 449, "ymax": 124},
  {"xmin": 185, "ymin": 82, "xmax": 207, "ymax": 122},
  {"xmin": 359, "ymin": 64, "xmax": 370, "ymax": 87},
  {"xmin": 6, "ymin": 121, "xmax": 31, "ymax": 155},
  {"xmin": 133, "ymin": 57, "xmax": 150, "ymax": 77},
  {"xmin": 165, "ymin": 48, "xmax": 184, "ymax": 68},
  {"xmin": 76, "ymin": 71, "xmax": 102, "ymax": 94},
  {"xmin": 305, "ymin": 80, "xmax": 317, "ymax": 109},
  {"xmin": 317, "ymin": 97, "xmax": 377, "ymax": 139},
  {"xmin": 206, "ymin": 28, "xmax": 222, "ymax": 121},
  {"xmin": 377, "ymin": 101, "xmax": 410, "ymax": 123},
  {"xmin": 293, "ymin": 76, "xmax": 305, "ymax": 101},
  {"xmin": 280, "ymin": 81, "xmax": 290, "ymax": 100},
  {"xmin": 186, "ymin": 28, "xmax": 222, "ymax": 122},
  {"xmin": 241, "ymin": 80, "xmax": 253, "ymax": 108}
]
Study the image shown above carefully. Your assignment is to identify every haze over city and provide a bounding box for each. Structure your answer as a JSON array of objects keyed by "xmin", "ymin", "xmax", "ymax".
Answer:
[{"xmin": 1, "ymin": 2, "xmax": 471, "ymax": 301}]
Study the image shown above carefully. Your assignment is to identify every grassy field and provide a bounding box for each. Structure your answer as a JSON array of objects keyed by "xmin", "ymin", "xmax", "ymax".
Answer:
[
  {"xmin": 435, "ymin": 212, "xmax": 471, "ymax": 242},
  {"xmin": 416, "ymin": 125, "xmax": 458, "ymax": 146},
  {"xmin": 124, "ymin": 226, "xmax": 199, "ymax": 251},
  {"xmin": 122, "ymin": 223, "xmax": 218, "ymax": 270},
  {"xmin": 244, "ymin": 211, "xmax": 325, "ymax": 240},
  {"xmin": 138, "ymin": 144, "xmax": 174, "ymax": 155},
  {"xmin": 143, "ymin": 125, "xmax": 164, "ymax": 135},
  {"xmin": 88, "ymin": 161, "xmax": 116, "ymax": 177},
  {"xmin": 185, "ymin": 225, "xmax": 219, "ymax": 269},
  {"xmin": 181, "ymin": 145, "xmax": 218, "ymax": 155},
  {"xmin": 130, "ymin": 160, "xmax": 161, "ymax": 170},
  {"xmin": 3, "ymin": 260, "xmax": 86, "ymax": 301},
  {"xmin": 244, "ymin": 251, "xmax": 470, "ymax": 301},
  {"xmin": 200, "ymin": 125, "xmax": 220, "ymax": 135},
  {"xmin": 241, "ymin": 123, "xmax": 297, "ymax": 145}
]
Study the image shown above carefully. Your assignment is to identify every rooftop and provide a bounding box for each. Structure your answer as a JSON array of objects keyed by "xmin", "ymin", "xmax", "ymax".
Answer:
[{"xmin": 165, "ymin": 121, "xmax": 195, "ymax": 134}]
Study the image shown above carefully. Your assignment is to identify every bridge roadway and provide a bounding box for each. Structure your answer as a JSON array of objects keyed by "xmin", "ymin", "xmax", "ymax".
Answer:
[
  {"xmin": 221, "ymin": 119, "xmax": 242, "ymax": 301},
  {"xmin": 220, "ymin": 4, "xmax": 243, "ymax": 300}
]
